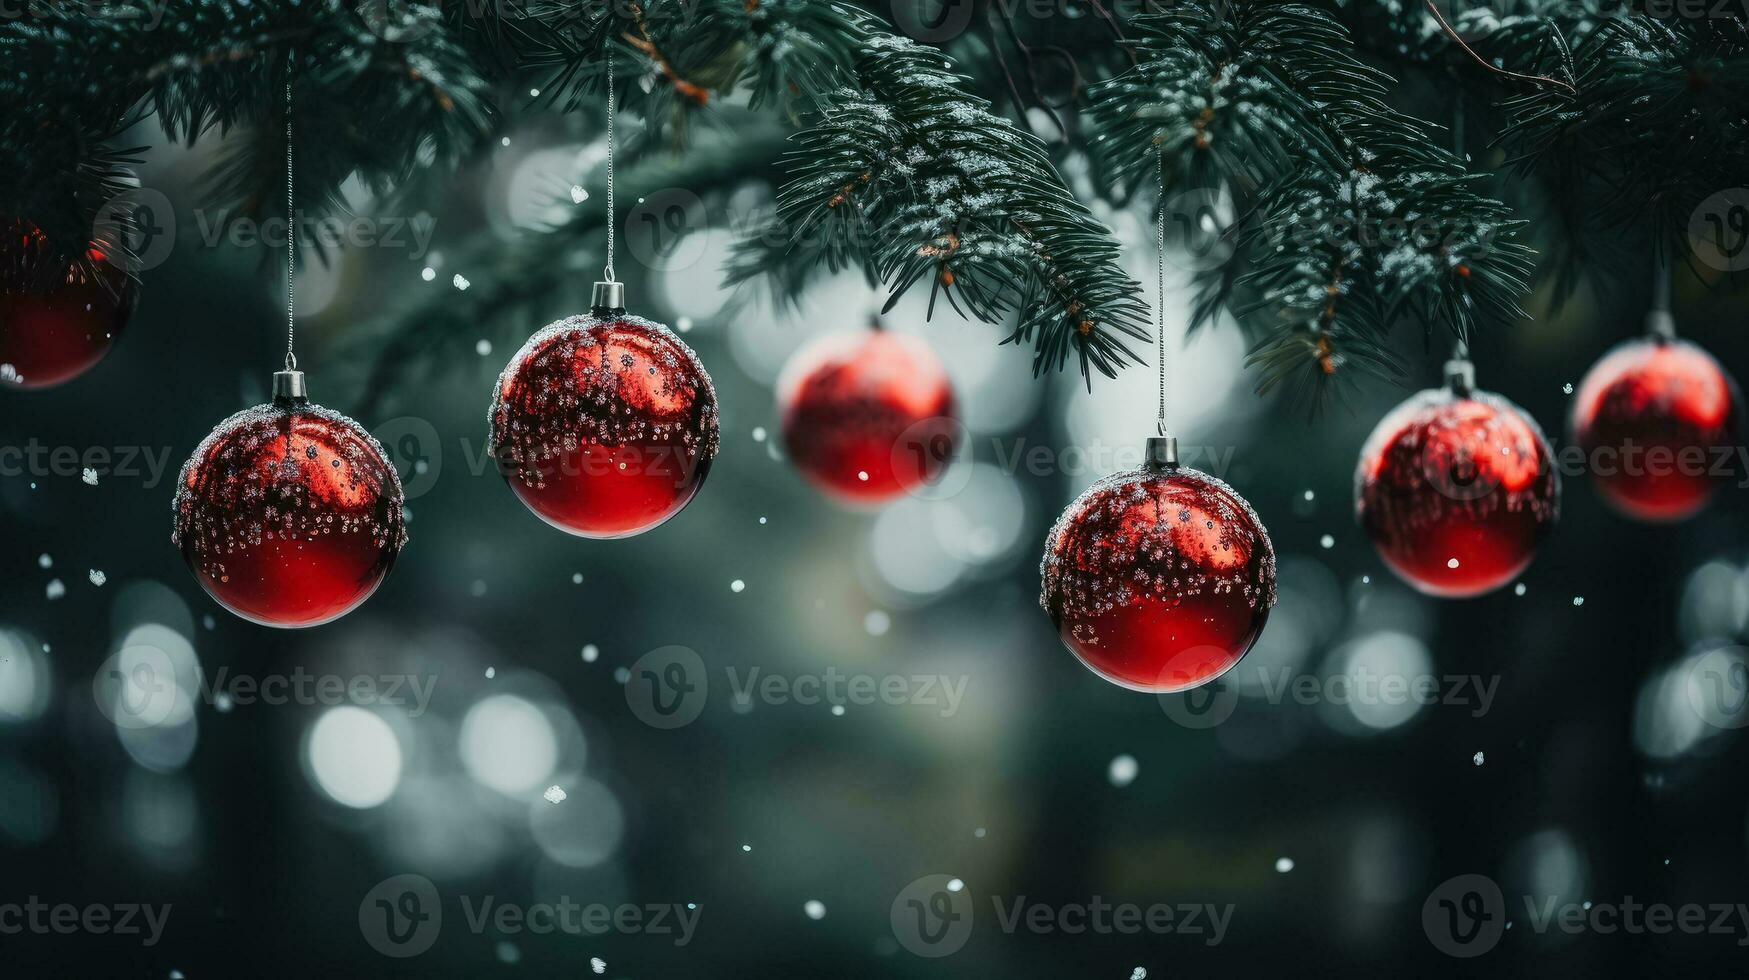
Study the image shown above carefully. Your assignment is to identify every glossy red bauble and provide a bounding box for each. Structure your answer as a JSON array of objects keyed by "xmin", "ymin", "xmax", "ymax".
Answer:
[
  {"xmin": 0, "ymin": 233, "xmax": 135, "ymax": 388},
  {"xmin": 1041, "ymin": 465, "xmax": 1276, "ymax": 692},
  {"xmin": 1571, "ymin": 337, "xmax": 1742, "ymax": 522},
  {"xmin": 777, "ymin": 329, "xmax": 957, "ymax": 503},
  {"xmin": 173, "ymin": 391, "xmax": 407, "ymax": 627},
  {"xmin": 491, "ymin": 311, "xmax": 718, "ymax": 538},
  {"xmin": 1356, "ymin": 387, "xmax": 1558, "ymax": 597}
]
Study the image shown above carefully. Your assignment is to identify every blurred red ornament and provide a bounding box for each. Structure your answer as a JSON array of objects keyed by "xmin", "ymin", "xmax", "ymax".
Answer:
[
  {"xmin": 1571, "ymin": 337, "xmax": 1742, "ymax": 522},
  {"xmin": 1041, "ymin": 456, "xmax": 1276, "ymax": 692},
  {"xmin": 491, "ymin": 309, "xmax": 718, "ymax": 538},
  {"xmin": 173, "ymin": 374, "xmax": 406, "ymax": 627},
  {"xmin": 778, "ymin": 328, "xmax": 958, "ymax": 503},
  {"xmin": 1356, "ymin": 377, "xmax": 1558, "ymax": 598},
  {"xmin": 0, "ymin": 227, "xmax": 135, "ymax": 388}
]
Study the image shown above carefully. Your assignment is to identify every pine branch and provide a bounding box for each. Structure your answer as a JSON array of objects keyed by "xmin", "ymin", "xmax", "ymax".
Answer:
[
  {"xmin": 737, "ymin": 6, "xmax": 1150, "ymax": 384},
  {"xmin": 1085, "ymin": 1, "xmax": 1534, "ymax": 404}
]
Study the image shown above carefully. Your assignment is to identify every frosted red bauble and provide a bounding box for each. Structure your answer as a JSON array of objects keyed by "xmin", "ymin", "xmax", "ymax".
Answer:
[
  {"xmin": 490, "ymin": 311, "xmax": 718, "ymax": 538},
  {"xmin": 173, "ymin": 395, "xmax": 407, "ymax": 627},
  {"xmin": 777, "ymin": 329, "xmax": 957, "ymax": 502},
  {"xmin": 0, "ymin": 235, "xmax": 134, "ymax": 388},
  {"xmin": 1571, "ymin": 337, "xmax": 1742, "ymax": 522},
  {"xmin": 1041, "ymin": 465, "xmax": 1276, "ymax": 692},
  {"xmin": 1356, "ymin": 388, "xmax": 1558, "ymax": 597}
]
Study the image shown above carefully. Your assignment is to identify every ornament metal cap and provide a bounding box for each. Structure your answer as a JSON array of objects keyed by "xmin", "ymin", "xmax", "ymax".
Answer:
[
  {"xmin": 591, "ymin": 280, "xmax": 625, "ymax": 314},
  {"xmin": 1646, "ymin": 309, "xmax": 1676, "ymax": 342},
  {"xmin": 1443, "ymin": 358, "xmax": 1475, "ymax": 397},
  {"xmin": 272, "ymin": 369, "xmax": 308, "ymax": 403},
  {"xmin": 1145, "ymin": 435, "xmax": 1179, "ymax": 470}
]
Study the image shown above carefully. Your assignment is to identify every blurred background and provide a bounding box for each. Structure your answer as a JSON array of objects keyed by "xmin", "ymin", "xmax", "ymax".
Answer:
[{"xmin": 8, "ymin": 20, "xmax": 1749, "ymax": 980}]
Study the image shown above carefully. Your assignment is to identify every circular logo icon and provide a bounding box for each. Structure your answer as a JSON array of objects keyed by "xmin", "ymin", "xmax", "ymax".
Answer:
[
  {"xmin": 1689, "ymin": 188, "xmax": 1749, "ymax": 272},
  {"xmin": 374, "ymin": 416, "xmax": 443, "ymax": 501},
  {"xmin": 92, "ymin": 188, "xmax": 177, "ymax": 273},
  {"xmin": 92, "ymin": 644, "xmax": 181, "ymax": 730},
  {"xmin": 1684, "ymin": 646, "xmax": 1749, "ymax": 730},
  {"xmin": 624, "ymin": 188, "xmax": 709, "ymax": 273},
  {"xmin": 890, "ymin": 874, "xmax": 973, "ymax": 958},
  {"xmin": 1160, "ymin": 188, "xmax": 1235, "ymax": 273},
  {"xmin": 358, "ymin": 0, "xmax": 443, "ymax": 43},
  {"xmin": 359, "ymin": 873, "xmax": 442, "ymax": 958},
  {"xmin": 889, "ymin": 0, "xmax": 975, "ymax": 42},
  {"xmin": 1420, "ymin": 439, "xmax": 1502, "ymax": 503},
  {"xmin": 625, "ymin": 646, "xmax": 708, "ymax": 729},
  {"xmin": 1422, "ymin": 873, "xmax": 1504, "ymax": 958},
  {"xmin": 1158, "ymin": 674, "xmax": 1240, "ymax": 729},
  {"xmin": 892, "ymin": 415, "xmax": 973, "ymax": 501}
]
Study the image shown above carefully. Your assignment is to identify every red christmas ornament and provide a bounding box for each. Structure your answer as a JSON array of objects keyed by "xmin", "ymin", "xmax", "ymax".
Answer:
[
  {"xmin": 491, "ymin": 292, "xmax": 718, "ymax": 538},
  {"xmin": 1356, "ymin": 367, "xmax": 1558, "ymax": 598},
  {"xmin": 0, "ymin": 226, "xmax": 135, "ymax": 389},
  {"xmin": 173, "ymin": 371, "xmax": 406, "ymax": 628},
  {"xmin": 1571, "ymin": 336, "xmax": 1742, "ymax": 522},
  {"xmin": 1041, "ymin": 445, "xmax": 1276, "ymax": 692},
  {"xmin": 777, "ymin": 328, "xmax": 958, "ymax": 503}
]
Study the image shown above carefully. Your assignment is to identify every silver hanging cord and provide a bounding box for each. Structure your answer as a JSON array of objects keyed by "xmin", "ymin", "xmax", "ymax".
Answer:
[
  {"xmin": 1648, "ymin": 249, "xmax": 1675, "ymax": 340},
  {"xmin": 603, "ymin": 48, "xmax": 616, "ymax": 284},
  {"xmin": 1155, "ymin": 151, "xmax": 1167, "ymax": 439},
  {"xmin": 285, "ymin": 59, "xmax": 297, "ymax": 371}
]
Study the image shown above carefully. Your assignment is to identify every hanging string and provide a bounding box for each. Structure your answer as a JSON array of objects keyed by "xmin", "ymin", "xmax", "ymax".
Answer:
[
  {"xmin": 603, "ymin": 48, "xmax": 616, "ymax": 284},
  {"xmin": 285, "ymin": 57, "xmax": 297, "ymax": 371},
  {"xmin": 1648, "ymin": 248, "xmax": 1676, "ymax": 340},
  {"xmin": 1155, "ymin": 150, "xmax": 1167, "ymax": 438},
  {"xmin": 1449, "ymin": 97, "xmax": 1469, "ymax": 366}
]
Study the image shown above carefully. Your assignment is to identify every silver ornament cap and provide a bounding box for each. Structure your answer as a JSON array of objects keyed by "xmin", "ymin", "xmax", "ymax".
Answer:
[
  {"xmin": 1145, "ymin": 435, "xmax": 1179, "ymax": 470},
  {"xmin": 272, "ymin": 369, "xmax": 308, "ymax": 403},
  {"xmin": 591, "ymin": 280, "xmax": 625, "ymax": 314}
]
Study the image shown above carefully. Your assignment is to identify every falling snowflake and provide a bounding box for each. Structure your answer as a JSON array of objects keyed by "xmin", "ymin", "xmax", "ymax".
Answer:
[
  {"xmin": 582, "ymin": 644, "xmax": 599, "ymax": 663},
  {"xmin": 1275, "ymin": 857, "xmax": 1294, "ymax": 873},
  {"xmin": 543, "ymin": 785, "xmax": 567, "ymax": 804},
  {"xmin": 1131, "ymin": 969, "xmax": 1148, "ymax": 980},
  {"xmin": 1472, "ymin": 751, "xmax": 1485, "ymax": 766},
  {"xmin": 81, "ymin": 468, "xmax": 98, "ymax": 486},
  {"xmin": 1108, "ymin": 754, "xmax": 1138, "ymax": 788},
  {"xmin": 87, "ymin": 569, "xmax": 106, "ymax": 587},
  {"xmin": 45, "ymin": 579, "xmax": 65, "ymax": 600},
  {"xmin": 36, "ymin": 554, "xmax": 51, "ymax": 569},
  {"xmin": 484, "ymin": 667, "xmax": 496, "ymax": 679},
  {"xmin": 730, "ymin": 579, "xmax": 746, "ymax": 593},
  {"xmin": 590, "ymin": 958, "xmax": 606, "ymax": 975},
  {"xmin": 803, "ymin": 900, "xmax": 826, "ymax": 920}
]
